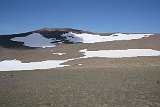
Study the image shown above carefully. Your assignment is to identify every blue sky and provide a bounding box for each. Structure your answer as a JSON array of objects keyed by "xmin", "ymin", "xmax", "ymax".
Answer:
[{"xmin": 0, "ymin": 0, "xmax": 160, "ymax": 34}]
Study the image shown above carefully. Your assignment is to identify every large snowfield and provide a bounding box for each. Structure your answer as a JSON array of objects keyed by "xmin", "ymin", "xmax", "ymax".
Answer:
[
  {"xmin": 11, "ymin": 33, "xmax": 56, "ymax": 48},
  {"xmin": 61, "ymin": 32, "xmax": 152, "ymax": 43},
  {"xmin": 11, "ymin": 32, "xmax": 153, "ymax": 48}
]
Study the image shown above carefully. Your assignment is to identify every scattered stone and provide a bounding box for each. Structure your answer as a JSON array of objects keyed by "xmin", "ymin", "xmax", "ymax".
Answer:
[
  {"xmin": 40, "ymin": 102, "xmax": 52, "ymax": 107},
  {"xmin": 156, "ymin": 80, "xmax": 160, "ymax": 84},
  {"xmin": 2, "ymin": 75, "xmax": 6, "ymax": 77}
]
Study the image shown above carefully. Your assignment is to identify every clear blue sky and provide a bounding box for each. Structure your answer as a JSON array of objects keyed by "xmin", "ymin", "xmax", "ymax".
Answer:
[{"xmin": 0, "ymin": 0, "xmax": 160, "ymax": 34}]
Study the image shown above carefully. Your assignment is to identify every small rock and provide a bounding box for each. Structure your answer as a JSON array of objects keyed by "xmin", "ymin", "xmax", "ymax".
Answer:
[
  {"xmin": 11, "ymin": 74, "xmax": 14, "ymax": 77},
  {"xmin": 41, "ymin": 102, "xmax": 52, "ymax": 107},
  {"xmin": 156, "ymin": 80, "xmax": 160, "ymax": 84}
]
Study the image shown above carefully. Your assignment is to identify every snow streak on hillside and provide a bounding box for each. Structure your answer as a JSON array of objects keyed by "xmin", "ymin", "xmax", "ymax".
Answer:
[
  {"xmin": 62, "ymin": 32, "xmax": 152, "ymax": 43},
  {"xmin": 79, "ymin": 49, "xmax": 160, "ymax": 58},
  {"xmin": 1, "ymin": 49, "xmax": 160, "ymax": 71}
]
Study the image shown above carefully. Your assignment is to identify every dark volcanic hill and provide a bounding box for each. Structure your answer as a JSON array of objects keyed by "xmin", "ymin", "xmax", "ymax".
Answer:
[
  {"xmin": 0, "ymin": 28, "xmax": 113, "ymax": 49},
  {"xmin": 0, "ymin": 28, "xmax": 94, "ymax": 49}
]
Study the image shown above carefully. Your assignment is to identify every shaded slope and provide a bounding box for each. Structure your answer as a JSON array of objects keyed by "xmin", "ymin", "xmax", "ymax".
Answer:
[{"xmin": 0, "ymin": 28, "xmax": 86, "ymax": 48}]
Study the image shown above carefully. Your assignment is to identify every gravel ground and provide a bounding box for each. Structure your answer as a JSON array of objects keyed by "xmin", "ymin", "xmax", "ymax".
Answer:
[{"xmin": 0, "ymin": 66, "xmax": 160, "ymax": 107}]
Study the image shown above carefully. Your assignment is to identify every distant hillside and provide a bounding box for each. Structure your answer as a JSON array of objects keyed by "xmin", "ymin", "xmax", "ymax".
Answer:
[{"xmin": 0, "ymin": 28, "xmax": 111, "ymax": 48}]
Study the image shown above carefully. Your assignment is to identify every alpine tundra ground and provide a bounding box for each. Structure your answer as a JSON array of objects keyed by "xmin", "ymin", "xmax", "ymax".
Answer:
[
  {"xmin": 0, "ymin": 32, "xmax": 160, "ymax": 107},
  {"xmin": 0, "ymin": 67, "xmax": 160, "ymax": 107}
]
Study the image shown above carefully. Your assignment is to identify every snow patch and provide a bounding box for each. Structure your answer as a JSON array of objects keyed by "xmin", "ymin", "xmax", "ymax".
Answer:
[
  {"xmin": 11, "ymin": 33, "xmax": 56, "ymax": 48},
  {"xmin": 79, "ymin": 49, "xmax": 160, "ymax": 58},
  {"xmin": 52, "ymin": 53, "xmax": 66, "ymax": 55},
  {"xmin": 0, "ymin": 60, "xmax": 68, "ymax": 71}
]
